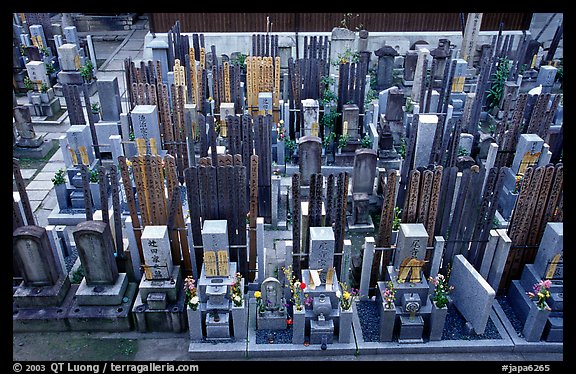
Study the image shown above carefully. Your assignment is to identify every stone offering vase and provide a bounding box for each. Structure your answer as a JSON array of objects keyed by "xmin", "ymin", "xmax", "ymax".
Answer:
[
  {"xmin": 522, "ymin": 301, "xmax": 551, "ymax": 342},
  {"xmin": 429, "ymin": 299, "xmax": 448, "ymax": 341},
  {"xmin": 379, "ymin": 303, "xmax": 396, "ymax": 342},
  {"xmin": 186, "ymin": 304, "xmax": 203, "ymax": 341},
  {"xmin": 231, "ymin": 298, "xmax": 247, "ymax": 340},
  {"xmin": 338, "ymin": 305, "xmax": 353, "ymax": 343},
  {"xmin": 292, "ymin": 305, "xmax": 306, "ymax": 344}
]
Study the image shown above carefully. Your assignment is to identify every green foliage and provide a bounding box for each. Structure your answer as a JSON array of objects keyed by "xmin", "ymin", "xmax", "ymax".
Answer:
[
  {"xmin": 320, "ymin": 109, "xmax": 340, "ymax": 131},
  {"xmin": 397, "ymin": 138, "xmax": 407, "ymax": 158},
  {"xmin": 333, "ymin": 49, "xmax": 360, "ymax": 66},
  {"xmin": 70, "ymin": 265, "xmax": 85, "ymax": 284},
  {"xmin": 285, "ymin": 138, "xmax": 297, "ymax": 152},
  {"xmin": 91, "ymin": 102, "xmax": 100, "ymax": 113},
  {"xmin": 486, "ymin": 57, "xmax": 512, "ymax": 110},
  {"xmin": 404, "ymin": 97, "xmax": 414, "ymax": 114},
  {"xmin": 360, "ymin": 133, "xmax": 373, "ymax": 148},
  {"xmin": 323, "ymin": 132, "xmax": 335, "ymax": 148},
  {"xmin": 457, "ymin": 147, "xmax": 470, "ymax": 157},
  {"xmin": 79, "ymin": 60, "xmax": 94, "ymax": 81},
  {"xmin": 392, "ymin": 207, "xmax": 402, "ymax": 231},
  {"xmin": 338, "ymin": 134, "xmax": 349, "ymax": 149},
  {"xmin": 51, "ymin": 169, "xmax": 66, "ymax": 186},
  {"xmin": 89, "ymin": 169, "xmax": 99, "ymax": 183},
  {"xmin": 231, "ymin": 52, "xmax": 247, "ymax": 71},
  {"xmin": 40, "ymin": 83, "xmax": 48, "ymax": 93},
  {"xmin": 23, "ymin": 76, "xmax": 34, "ymax": 91},
  {"xmin": 46, "ymin": 61, "xmax": 56, "ymax": 74}
]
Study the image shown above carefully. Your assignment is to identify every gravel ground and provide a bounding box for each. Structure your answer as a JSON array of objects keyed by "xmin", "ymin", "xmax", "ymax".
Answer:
[
  {"xmin": 356, "ymin": 300, "xmax": 502, "ymax": 342},
  {"xmin": 496, "ymin": 295, "xmax": 524, "ymax": 337},
  {"xmin": 256, "ymin": 326, "xmax": 294, "ymax": 344}
]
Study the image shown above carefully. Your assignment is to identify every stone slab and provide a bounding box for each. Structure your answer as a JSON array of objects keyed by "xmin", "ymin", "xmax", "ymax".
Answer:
[
  {"xmin": 448, "ymin": 255, "xmax": 495, "ymax": 335},
  {"xmin": 74, "ymin": 272, "xmax": 129, "ymax": 306}
]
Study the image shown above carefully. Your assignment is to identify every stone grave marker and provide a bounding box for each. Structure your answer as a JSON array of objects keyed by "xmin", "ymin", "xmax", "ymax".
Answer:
[
  {"xmin": 308, "ymin": 227, "xmax": 335, "ymax": 284},
  {"xmin": 141, "ymin": 225, "xmax": 174, "ymax": 280},
  {"xmin": 393, "ymin": 223, "xmax": 429, "ymax": 271},
  {"xmin": 448, "ymin": 254, "xmax": 495, "ymax": 335},
  {"xmin": 131, "ymin": 105, "xmax": 162, "ymax": 155},
  {"xmin": 414, "ymin": 114, "xmax": 438, "ymax": 168},
  {"xmin": 298, "ymin": 135, "xmax": 322, "ymax": 186},
  {"xmin": 351, "ymin": 148, "xmax": 377, "ymax": 195}
]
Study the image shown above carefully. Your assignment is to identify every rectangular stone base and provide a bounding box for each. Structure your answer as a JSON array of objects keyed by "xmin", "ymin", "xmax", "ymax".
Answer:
[
  {"xmin": 13, "ymin": 275, "xmax": 71, "ymax": 308},
  {"xmin": 310, "ymin": 319, "xmax": 334, "ymax": 344},
  {"xmin": 139, "ymin": 265, "xmax": 182, "ymax": 304},
  {"xmin": 543, "ymin": 316, "xmax": 563, "ymax": 342},
  {"xmin": 398, "ymin": 315, "xmax": 425, "ymax": 343},
  {"xmin": 206, "ymin": 312, "xmax": 231, "ymax": 339},
  {"xmin": 75, "ymin": 273, "xmax": 129, "ymax": 305},
  {"xmin": 47, "ymin": 206, "xmax": 93, "ymax": 226},
  {"xmin": 13, "ymin": 282, "xmax": 75, "ymax": 332},
  {"xmin": 131, "ymin": 286, "xmax": 187, "ymax": 333},
  {"xmin": 67, "ymin": 282, "xmax": 137, "ymax": 332},
  {"xmin": 13, "ymin": 139, "xmax": 53, "ymax": 159},
  {"xmin": 257, "ymin": 311, "xmax": 288, "ymax": 330},
  {"xmin": 346, "ymin": 215, "xmax": 375, "ymax": 233}
]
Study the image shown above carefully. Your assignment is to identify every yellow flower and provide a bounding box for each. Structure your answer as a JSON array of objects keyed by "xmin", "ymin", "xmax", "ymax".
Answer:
[
  {"xmin": 254, "ymin": 291, "xmax": 261, "ymax": 299},
  {"xmin": 537, "ymin": 292, "xmax": 544, "ymax": 299},
  {"xmin": 343, "ymin": 291, "xmax": 351, "ymax": 300}
]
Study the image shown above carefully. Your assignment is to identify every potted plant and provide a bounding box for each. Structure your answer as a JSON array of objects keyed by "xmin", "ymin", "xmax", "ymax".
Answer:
[
  {"xmin": 379, "ymin": 281, "xmax": 396, "ymax": 342},
  {"xmin": 230, "ymin": 272, "xmax": 247, "ymax": 340},
  {"xmin": 282, "ymin": 265, "xmax": 306, "ymax": 344},
  {"xmin": 39, "ymin": 83, "xmax": 49, "ymax": 103},
  {"xmin": 361, "ymin": 133, "xmax": 373, "ymax": 149},
  {"xmin": 23, "ymin": 76, "xmax": 34, "ymax": 99},
  {"xmin": 284, "ymin": 139, "xmax": 297, "ymax": 164},
  {"xmin": 91, "ymin": 102, "xmax": 101, "ymax": 123},
  {"xmin": 337, "ymin": 134, "xmax": 349, "ymax": 154},
  {"xmin": 80, "ymin": 60, "xmax": 95, "ymax": 83},
  {"xmin": 337, "ymin": 281, "xmax": 359, "ymax": 343},
  {"xmin": 184, "ymin": 275, "xmax": 202, "ymax": 341},
  {"xmin": 428, "ymin": 272, "xmax": 453, "ymax": 341},
  {"xmin": 89, "ymin": 168, "xmax": 101, "ymax": 210},
  {"xmin": 51, "ymin": 168, "xmax": 69, "ymax": 209}
]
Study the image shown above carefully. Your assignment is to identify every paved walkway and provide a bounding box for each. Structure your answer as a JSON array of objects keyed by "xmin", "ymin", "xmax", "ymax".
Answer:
[{"xmin": 14, "ymin": 19, "xmax": 149, "ymax": 229}]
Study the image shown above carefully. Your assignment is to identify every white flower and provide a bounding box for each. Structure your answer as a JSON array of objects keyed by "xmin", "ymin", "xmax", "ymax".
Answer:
[
  {"xmin": 233, "ymin": 295, "xmax": 241, "ymax": 302},
  {"xmin": 191, "ymin": 296, "xmax": 199, "ymax": 305},
  {"xmin": 294, "ymin": 281, "xmax": 301, "ymax": 289}
]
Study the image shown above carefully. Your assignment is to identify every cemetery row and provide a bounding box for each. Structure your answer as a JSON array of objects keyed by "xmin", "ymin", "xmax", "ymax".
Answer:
[{"xmin": 13, "ymin": 13, "xmax": 562, "ymax": 357}]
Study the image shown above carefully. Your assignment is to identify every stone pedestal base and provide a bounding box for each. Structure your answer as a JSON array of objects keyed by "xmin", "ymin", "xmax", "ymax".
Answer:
[
  {"xmin": 310, "ymin": 319, "xmax": 334, "ymax": 344},
  {"xmin": 257, "ymin": 310, "xmax": 288, "ymax": 330},
  {"xmin": 206, "ymin": 312, "xmax": 231, "ymax": 339},
  {"xmin": 67, "ymin": 282, "xmax": 137, "ymax": 332},
  {"xmin": 131, "ymin": 287, "xmax": 187, "ymax": 333},
  {"xmin": 398, "ymin": 315, "xmax": 424, "ymax": 343},
  {"xmin": 13, "ymin": 138, "xmax": 53, "ymax": 159},
  {"xmin": 75, "ymin": 273, "xmax": 129, "ymax": 305},
  {"xmin": 12, "ymin": 283, "xmax": 75, "ymax": 332},
  {"xmin": 13, "ymin": 275, "xmax": 71, "ymax": 308}
]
